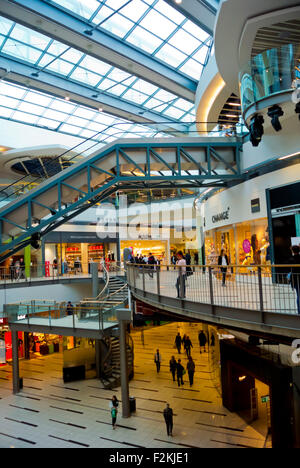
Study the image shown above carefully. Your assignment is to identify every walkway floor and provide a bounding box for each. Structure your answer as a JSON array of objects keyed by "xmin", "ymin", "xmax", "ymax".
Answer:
[{"xmin": 0, "ymin": 323, "xmax": 269, "ymax": 448}]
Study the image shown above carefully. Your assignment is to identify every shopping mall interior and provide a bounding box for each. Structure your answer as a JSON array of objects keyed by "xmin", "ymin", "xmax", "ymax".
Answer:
[{"xmin": 0, "ymin": 0, "xmax": 300, "ymax": 451}]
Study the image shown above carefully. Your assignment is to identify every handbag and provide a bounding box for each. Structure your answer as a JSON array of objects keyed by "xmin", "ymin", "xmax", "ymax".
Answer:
[{"xmin": 182, "ymin": 369, "xmax": 186, "ymax": 375}]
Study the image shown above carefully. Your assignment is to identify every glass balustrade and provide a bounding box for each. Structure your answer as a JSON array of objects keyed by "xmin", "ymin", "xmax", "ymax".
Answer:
[{"xmin": 239, "ymin": 43, "xmax": 300, "ymax": 114}]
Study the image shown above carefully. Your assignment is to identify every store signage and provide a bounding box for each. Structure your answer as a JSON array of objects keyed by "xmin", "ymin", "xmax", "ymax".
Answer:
[
  {"xmin": 261, "ymin": 395, "xmax": 269, "ymax": 404},
  {"xmin": 251, "ymin": 198, "xmax": 260, "ymax": 213},
  {"xmin": 212, "ymin": 207, "xmax": 230, "ymax": 224}
]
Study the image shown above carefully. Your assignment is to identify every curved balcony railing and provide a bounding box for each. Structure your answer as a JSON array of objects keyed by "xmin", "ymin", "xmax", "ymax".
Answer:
[
  {"xmin": 239, "ymin": 43, "xmax": 300, "ymax": 117},
  {"xmin": 127, "ymin": 264, "xmax": 300, "ymax": 332}
]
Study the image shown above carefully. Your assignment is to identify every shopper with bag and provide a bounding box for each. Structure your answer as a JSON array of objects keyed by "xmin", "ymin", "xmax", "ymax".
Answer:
[{"xmin": 109, "ymin": 395, "xmax": 119, "ymax": 429}]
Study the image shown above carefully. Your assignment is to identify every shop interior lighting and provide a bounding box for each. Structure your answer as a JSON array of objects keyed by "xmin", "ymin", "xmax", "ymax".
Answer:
[
  {"xmin": 278, "ymin": 151, "xmax": 300, "ymax": 160},
  {"xmin": 267, "ymin": 105, "xmax": 284, "ymax": 132},
  {"xmin": 249, "ymin": 114, "xmax": 264, "ymax": 147}
]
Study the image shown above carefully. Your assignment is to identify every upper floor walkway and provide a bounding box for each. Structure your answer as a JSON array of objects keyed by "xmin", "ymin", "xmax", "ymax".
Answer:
[{"xmin": 127, "ymin": 263, "xmax": 300, "ymax": 340}]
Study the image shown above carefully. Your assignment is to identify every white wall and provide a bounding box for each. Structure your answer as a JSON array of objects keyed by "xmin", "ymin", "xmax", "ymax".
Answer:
[
  {"xmin": 203, "ymin": 163, "xmax": 300, "ymax": 231},
  {"xmin": 0, "ymin": 282, "xmax": 92, "ymax": 312}
]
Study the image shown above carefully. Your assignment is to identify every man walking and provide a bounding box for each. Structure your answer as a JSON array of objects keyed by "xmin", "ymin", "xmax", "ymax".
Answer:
[
  {"xmin": 175, "ymin": 332, "xmax": 182, "ymax": 354},
  {"xmin": 169, "ymin": 356, "xmax": 177, "ymax": 382},
  {"xmin": 163, "ymin": 403, "xmax": 173, "ymax": 437},
  {"xmin": 154, "ymin": 349, "xmax": 162, "ymax": 373},
  {"xmin": 176, "ymin": 359, "xmax": 184, "ymax": 387},
  {"xmin": 198, "ymin": 330, "xmax": 207, "ymax": 354},
  {"xmin": 187, "ymin": 356, "xmax": 196, "ymax": 387},
  {"xmin": 184, "ymin": 336, "xmax": 193, "ymax": 358}
]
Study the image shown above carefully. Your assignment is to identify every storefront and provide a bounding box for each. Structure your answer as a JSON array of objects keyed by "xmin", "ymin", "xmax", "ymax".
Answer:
[
  {"xmin": 120, "ymin": 239, "xmax": 169, "ymax": 264},
  {"xmin": 205, "ymin": 218, "xmax": 270, "ymax": 268},
  {"xmin": 267, "ymin": 181, "xmax": 300, "ymax": 265},
  {"xmin": 43, "ymin": 231, "xmax": 118, "ymax": 274}
]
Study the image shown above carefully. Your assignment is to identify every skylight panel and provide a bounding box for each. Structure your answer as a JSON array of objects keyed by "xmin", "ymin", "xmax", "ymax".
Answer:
[
  {"xmin": 80, "ymin": 56, "xmax": 111, "ymax": 75},
  {"xmin": 100, "ymin": 13, "xmax": 134, "ymax": 39},
  {"xmin": 182, "ymin": 20, "xmax": 210, "ymax": 42},
  {"xmin": 126, "ymin": 26, "xmax": 162, "ymax": 54},
  {"xmin": 0, "ymin": 95, "xmax": 20, "ymax": 109},
  {"xmin": 13, "ymin": 111, "xmax": 38, "ymax": 124},
  {"xmin": 0, "ymin": 82, "xmax": 26, "ymax": 99},
  {"xmin": 106, "ymin": 83, "xmax": 128, "ymax": 96},
  {"xmin": 193, "ymin": 45, "xmax": 209, "ymax": 65},
  {"xmin": 132, "ymin": 79, "xmax": 158, "ymax": 96},
  {"xmin": 153, "ymin": 0, "xmax": 186, "ymax": 24},
  {"xmin": 37, "ymin": 117, "xmax": 60, "ymax": 129},
  {"xmin": 139, "ymin": 10, "xmax": 176, "ymax": 40},
  {"xmin": 70, "ymin": 68, "xmax": 101, "ymax": 86},
  {"xmin": 43, "ymin": 108, "xmax": 68, "ymax": 121},
  {"xmin": 163, "ymin": 107, "xmax": 185, "ymax": 119},
  {"xmin": 66, "ymin": 115, "xmax": 90, "ymax": 127},
  {"xmin": 0, "ymin": 106, "xmax": 13, "ymax": 118},
  {"xmin": 179, "ymin": 59, "xmax": 203, "ymax": 80},
  {"xmin": 168, "ymin": 29, "xmax": 200, "ymax": 56},
  {"xmin": 49, "ymin": 100, "xmax": 76, "ymax": 113},
  {"xmin": 38, "ymin": 55, "xmax": 75, "ymax": 75},
  {"xmin": 73, "ymin": 107, "xmax": 97, "ymax": 120},
  {"xmin": 10, "ymin": 23, "xmax": 51, "ymax": 50},
  {"xmin": 60, "ymin": 122, "xmax": 82, "ymax": 134},
  {"xmin": 155, "ymin": 43, "xmax": 186, "ymax": 68},
  {"xmin": 0, "ymin": 17, "xmax": 14, "ymax": 35},
  {"xmin": 119, "ymin": 0, "xmax": 149, "ymax": 22},
  {"xmin": 2, "ymin": 39, "xmax": 42, "ymax": 63},
  {"xmin": 122, "ymin": 88, "xmax": 148, "ymax": 105},
  {"xmin": 18, "ymin": 101, "xmax": 43, "ymax": 115}
]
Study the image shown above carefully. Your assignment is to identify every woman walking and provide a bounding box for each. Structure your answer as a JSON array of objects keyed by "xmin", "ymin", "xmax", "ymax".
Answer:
[{"xmin": 109, "ymin": 395, "xmax": 119, "ymax": 429}]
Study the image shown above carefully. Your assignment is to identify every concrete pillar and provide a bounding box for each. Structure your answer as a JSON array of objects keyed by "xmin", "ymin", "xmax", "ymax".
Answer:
[
  {"xmin": 91, "ymin": 262, "xmax": 99, "ymax": 298},
  {"xmin": 117, "ymin": 309, "xmax": 132, "ymax": 419},
  {"xmin": 12, "ymin": 330, "xmax": 20, "ymax": 394}
]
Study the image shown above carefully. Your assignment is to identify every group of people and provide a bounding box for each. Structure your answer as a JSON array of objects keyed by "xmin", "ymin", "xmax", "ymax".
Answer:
[{"xmin": 8, "ymin": 257, "xmax": 26, "ymax": 281}]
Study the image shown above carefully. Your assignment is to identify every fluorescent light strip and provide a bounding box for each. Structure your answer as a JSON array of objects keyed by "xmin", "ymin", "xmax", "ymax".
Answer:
[{"xmin": 278, "ymin": 151, "xmax": 300, "ymax": 160}]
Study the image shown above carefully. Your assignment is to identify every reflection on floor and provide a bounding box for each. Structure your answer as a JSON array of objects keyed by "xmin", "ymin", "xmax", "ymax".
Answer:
[{"xmin": 0, "ymin": 322, "xmax": 269, "ymax": 448}]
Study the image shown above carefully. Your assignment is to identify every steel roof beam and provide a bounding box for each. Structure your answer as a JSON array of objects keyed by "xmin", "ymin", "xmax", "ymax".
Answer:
[
  {"xmin": 0, "ymin": 56, "xmax": 188, "ymax": 130},
  {"xmin": 0, "ymin": 0, "xmax": 197, "ymax": 101},
  {"xmin": 164, "ymin": 0, "xmax": 217, "ymax": 36}
]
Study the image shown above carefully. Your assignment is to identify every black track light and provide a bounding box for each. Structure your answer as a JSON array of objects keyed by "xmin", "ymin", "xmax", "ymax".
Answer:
[
  {"xmin": 249, "ymin": 114, "xmax": 264, "ymax": 147},
  {"xmin": 30, "ymin": 232, "xmax": 41, "ymax": 250},
  {"xmin": 84, "ymin": 30, "xmax": 93, "ymax": 36},
  {"xmin": 267, "ymin": 105, "xmax": 284, "ymax": 131}
]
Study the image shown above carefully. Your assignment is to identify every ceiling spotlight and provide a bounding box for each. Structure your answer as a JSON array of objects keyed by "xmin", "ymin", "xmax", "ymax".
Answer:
[
  {"xmin": 267, "ymin": 105, "xmax": 284, "ymax": 131},
  {"xmin": 31, "ymin": 72, "xmax": 39, "ymax": 77},
  {"xmin": 98, "ymin": 106, "xmax": 103, "ymax": 112},
  {"xmin": 249, "ymin": 114, "xmax": 264, "ymax": 147},
  {"xmin": 92, "ymin": 93, "xmax": 99, "ymax": 98},
  {"xmin": 30, "ymin": 232, "xmax": 41, "ymax": 250},
  {"xmin": 84, "ymin": 30, "xmax": 93, "ymax": 36}
]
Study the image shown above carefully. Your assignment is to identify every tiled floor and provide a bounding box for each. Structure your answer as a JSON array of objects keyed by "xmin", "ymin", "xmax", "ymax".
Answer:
[{"xmin": 0, "ymin": 323, "xmax": 269, "ymax": 448}]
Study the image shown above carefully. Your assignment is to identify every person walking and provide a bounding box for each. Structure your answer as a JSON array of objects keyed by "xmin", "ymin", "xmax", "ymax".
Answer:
[
  {"xmin": 147, "ymin": 252, "xmax": 156, "ymax": 278},
  {"xmin": 198, "ymin": 330, "xmax": 207, "ymax": 354},
  {"xmin": 218, "ymin": 249, "xmax": 229, "ymax": 287},
  {"xmin": 66, "ymin": 301, "xmax": 74, "ymax": 316},
  {"xmin": 154, "ymin": 349, "xmax": 162, "ymax": 373},
  {"xmin": 289, "ymin": 245, "xmax": 300, "ymax": 315},
  {"xmin": 163, "ymin": 403, "xmax": 174, "ymax": 437},
  {"xmin": 109, "ymin": 395, "xmax": 119, "ymax": 429},
  {"xmin": 175, "ymin": 332, "xmax": 182, "ymax": 354},
  {"xmin": 176, "ymin": 359, "xmax": 184, "ymax": 387},
  {"xmin": 19, "ymin": 258, "xmax": 26, "ymax": 281},
  {"xmin": 169, "ymin": 356, "xmax": 177, "ymax": 382},
  {"xmin": 184, "ymin": 336, "xmax": 193, "ymax": 358},
  {"xmin": 176, "ymin": 251, "xmax": 186, "ymax": 298},
  {"xmin": 187, "ymin": 356, "xmax": 196, "ymax": 387}
]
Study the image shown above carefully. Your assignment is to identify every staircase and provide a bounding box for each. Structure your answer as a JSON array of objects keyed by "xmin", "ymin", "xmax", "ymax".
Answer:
[{"xmin": 100, "ymin": 333, "xmax": 134, "ymax": 389}]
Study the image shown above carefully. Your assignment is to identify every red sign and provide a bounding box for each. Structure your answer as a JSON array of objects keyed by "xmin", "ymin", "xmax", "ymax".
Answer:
[{"xmin": 45, "ymin": 261, "xmax": 50, "ymax": 277}]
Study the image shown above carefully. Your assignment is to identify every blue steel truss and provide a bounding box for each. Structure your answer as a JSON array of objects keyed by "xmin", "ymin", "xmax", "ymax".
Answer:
[{"xmin": 0, "ymin": 139, "xmax": 243, "ymax": 261}]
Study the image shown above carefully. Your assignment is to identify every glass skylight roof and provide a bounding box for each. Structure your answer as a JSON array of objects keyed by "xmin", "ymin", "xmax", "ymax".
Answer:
[
  {"xmin": 43, "ymin": 0, "xmax": 212, "ymax": 80},
  {"xmin": 0, "ymin": 16, "xmax": 196, "ymax": 122},
  {"xmin": 0, "ymin": 80, "xmax": 173, "ymax": 150}
]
